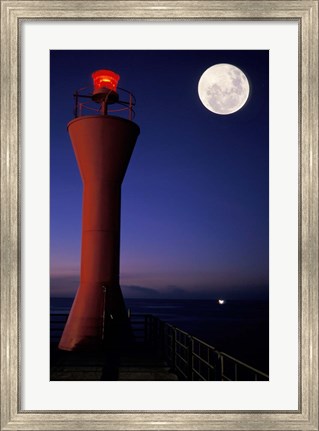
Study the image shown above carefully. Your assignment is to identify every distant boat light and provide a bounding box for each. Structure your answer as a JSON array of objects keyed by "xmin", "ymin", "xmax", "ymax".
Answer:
[{"xmin": 218, "ymin": 299, "xmax": 225, "ymax": 305}]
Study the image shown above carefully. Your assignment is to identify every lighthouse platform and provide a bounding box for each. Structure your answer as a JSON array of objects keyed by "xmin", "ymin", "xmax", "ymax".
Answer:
[
  {"xmin": 50, "ymin": 342, "xmax": 178, "ymax": 381},
  {"xmin": 51, "ymin": 313, "xmax": 268, "ymax": 381}
]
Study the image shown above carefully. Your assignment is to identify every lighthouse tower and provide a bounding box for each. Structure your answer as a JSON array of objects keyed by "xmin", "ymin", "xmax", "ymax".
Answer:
[{"xmin": 59, "ymin": 70, "xmax": 140, "ymax": 351}]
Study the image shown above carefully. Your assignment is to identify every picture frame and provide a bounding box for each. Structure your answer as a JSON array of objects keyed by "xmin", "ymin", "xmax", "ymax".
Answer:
[{"xmin": 1, "ymin": 1, "xmax": 318, "ymax": 430}]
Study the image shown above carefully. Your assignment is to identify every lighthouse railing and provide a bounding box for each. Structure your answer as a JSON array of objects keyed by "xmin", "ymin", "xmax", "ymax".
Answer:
[{"xmin": 73, "ymin": 87, "xmax": 136, "ymax": 120}]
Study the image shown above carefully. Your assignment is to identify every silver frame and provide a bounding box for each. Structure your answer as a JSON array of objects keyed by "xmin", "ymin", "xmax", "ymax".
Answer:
[{"xmin": 1, "ymin": 1, "xmax": 318, "ymax": 430}]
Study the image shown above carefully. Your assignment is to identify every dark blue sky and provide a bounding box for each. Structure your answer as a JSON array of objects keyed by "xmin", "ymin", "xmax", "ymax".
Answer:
[{"xmin": 50, "ymin": 50, "xmax": 269, "ymax": 299}]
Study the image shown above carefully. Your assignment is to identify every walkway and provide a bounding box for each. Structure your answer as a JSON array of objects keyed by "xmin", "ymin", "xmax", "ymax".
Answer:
[{"xmin": 50, "ymin": 343, "xmax": 178, "ymax": 381}]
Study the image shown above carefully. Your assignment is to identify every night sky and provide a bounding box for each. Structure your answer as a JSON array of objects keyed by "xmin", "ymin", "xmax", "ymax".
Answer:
[{"xmin": 50, "ymin": 50, "xmax": 269, "ymax": 299}]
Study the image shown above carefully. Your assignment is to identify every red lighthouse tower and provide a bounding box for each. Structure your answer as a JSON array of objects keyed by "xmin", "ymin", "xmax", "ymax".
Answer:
[{"xmin": 59, "ymin": 70, "xmax": 140, "ymax": 351}]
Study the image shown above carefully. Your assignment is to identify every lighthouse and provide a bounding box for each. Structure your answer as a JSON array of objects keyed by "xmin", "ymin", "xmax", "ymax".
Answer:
[{"xmin": 59, "ymin": 70, "xmax": 140, "ymax": 351}]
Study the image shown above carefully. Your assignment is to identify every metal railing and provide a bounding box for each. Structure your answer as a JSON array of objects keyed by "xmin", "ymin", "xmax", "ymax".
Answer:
[
  {"xmin": 129, "ymin": 314, "xmax": 269, "ymax": 381},
  {"xmin": 73, "ymin": 86, "xmax": 136, "ymax": 120},
  {"xmin": 50, "ymin": 312, "xmax": 269, "ymax": 381}
]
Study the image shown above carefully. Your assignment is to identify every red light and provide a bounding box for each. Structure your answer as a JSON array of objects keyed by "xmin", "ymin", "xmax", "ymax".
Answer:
[{"xmin": 92, "ymin": 70, "xmax": 120, "ymax": 92}]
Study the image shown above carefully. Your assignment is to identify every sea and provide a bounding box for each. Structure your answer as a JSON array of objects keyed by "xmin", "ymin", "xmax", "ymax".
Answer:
[{"xmin": 51, "ymin": 297, "xmax": 269, "ymax": 374}]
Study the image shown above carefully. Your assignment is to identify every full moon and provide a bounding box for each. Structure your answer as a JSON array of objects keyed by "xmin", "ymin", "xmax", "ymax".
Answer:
[{"xmin": 198, "ymin": 64, "xmax": 250, "ymax": 115}]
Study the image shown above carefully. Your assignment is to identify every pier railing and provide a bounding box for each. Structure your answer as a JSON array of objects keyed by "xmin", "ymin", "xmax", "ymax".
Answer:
[
  {"xmin": 130, "ymin": 314, "xmax": 269, "ymax": 381},
  {"xmin": 50, "ymin": 312, "xmax": 269, "ymax": 381}
]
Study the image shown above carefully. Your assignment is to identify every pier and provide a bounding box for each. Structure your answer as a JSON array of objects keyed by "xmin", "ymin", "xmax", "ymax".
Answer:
[{"xmin": 51, "ymin": 313, "xmax": 268, "ymax": 381}]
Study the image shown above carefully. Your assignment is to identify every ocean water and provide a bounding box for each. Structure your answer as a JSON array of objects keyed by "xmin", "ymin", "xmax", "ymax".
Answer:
[{"xmin": 51, "ymin": 297, "xmax": 269, "ymax": 373}]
